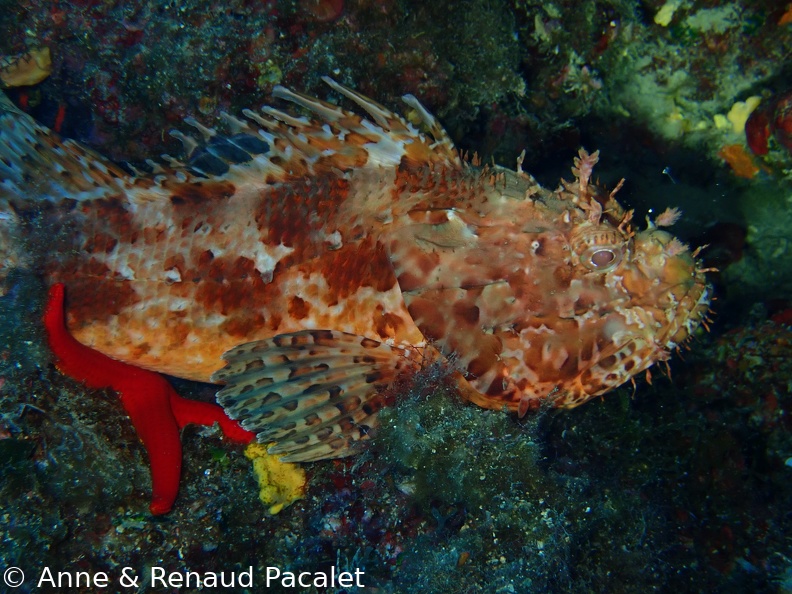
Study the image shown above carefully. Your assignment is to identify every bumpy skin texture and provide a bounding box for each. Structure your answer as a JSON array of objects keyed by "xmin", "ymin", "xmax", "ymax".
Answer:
[{"xmin": 0, "ymin": 81, "xmax": 709, "ymax": 423}]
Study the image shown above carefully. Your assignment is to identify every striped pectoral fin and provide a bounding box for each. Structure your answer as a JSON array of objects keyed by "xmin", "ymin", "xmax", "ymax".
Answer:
[{"xmin": 212, "ymin": 330, "xmax": 422, "ymax": 462}]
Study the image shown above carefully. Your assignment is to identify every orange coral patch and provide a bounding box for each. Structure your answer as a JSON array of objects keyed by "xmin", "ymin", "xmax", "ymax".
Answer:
[
  {"xmin": 718, "ymin": 144, "xmax": 759, "ymax": 179},
  {"xmin": 779, "ymin": 4, "xmax": 792, "ymax": 25}
]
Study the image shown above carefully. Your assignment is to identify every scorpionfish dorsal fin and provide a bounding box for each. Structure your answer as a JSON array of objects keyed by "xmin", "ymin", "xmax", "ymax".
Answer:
[
  {"xmin": 174, "ymin": 76, "xmax": 463, "ymax": 188},
  {"xmin": 270, "ymin": 76, "xmax": 461, "ymax": 171},
  {"xmin": 212, "ymin": 330, "xmax": 424, "ymax": 462},
  {"xmin": 1, "ymin": 78, "xmax": 461, "ymax": 208}
]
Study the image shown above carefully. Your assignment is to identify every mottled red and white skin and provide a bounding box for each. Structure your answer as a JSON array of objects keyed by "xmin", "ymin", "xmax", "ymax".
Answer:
[{"xmin": 0, "ymin": 79, "xmax": 710, "ymax": 461}]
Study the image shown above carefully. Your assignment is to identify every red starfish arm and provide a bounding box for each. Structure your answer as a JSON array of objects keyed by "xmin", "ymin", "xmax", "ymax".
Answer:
[
  {"xmin": 168, "ymin": 392, "xmax": 255, "ymax": 443},
  {"xmin": 43, "ymin": 283, "xmax": 184, "ymax": 514},
  {"xmin": 42, "ymin": 283, "xmax": 253, "ymax": 515},
  {"xmin": 42, "ymin": 283, "xmax": 131, "ymax": 390},
  {"xmin": 118, "ymin": 373, "xmax": 184, "ymax": 516}
]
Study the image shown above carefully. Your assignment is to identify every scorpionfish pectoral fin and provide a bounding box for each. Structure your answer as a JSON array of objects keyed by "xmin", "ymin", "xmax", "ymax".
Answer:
[{"xmin": 213, "ymin": 330, "xmax": 426, "ymax": 462}]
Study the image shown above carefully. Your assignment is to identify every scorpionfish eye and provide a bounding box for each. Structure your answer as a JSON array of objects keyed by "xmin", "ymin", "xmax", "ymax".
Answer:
[
  {"xmin": 589, "ymin": 248, "xmax": 617, "ymax": 268},
  {"xmin": 572, "ymin": 226, "xmax": 626, "ymax": 273}
]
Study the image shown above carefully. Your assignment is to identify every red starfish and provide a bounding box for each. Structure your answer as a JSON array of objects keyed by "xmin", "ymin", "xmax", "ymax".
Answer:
[{"xmin": 43, "ymin": 283, "xmax": 255, "ymax": 515}]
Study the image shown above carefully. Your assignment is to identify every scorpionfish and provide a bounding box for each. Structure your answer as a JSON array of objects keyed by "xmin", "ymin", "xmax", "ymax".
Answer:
[{"xmin": 0, "ymin": 78, "xmax": 711, "ymax": 462}]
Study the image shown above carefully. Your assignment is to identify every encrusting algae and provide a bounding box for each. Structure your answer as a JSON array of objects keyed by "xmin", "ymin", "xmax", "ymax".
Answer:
[{"xmin": 245, "ymin": 443, "xmax": 307, "ymax": 515}]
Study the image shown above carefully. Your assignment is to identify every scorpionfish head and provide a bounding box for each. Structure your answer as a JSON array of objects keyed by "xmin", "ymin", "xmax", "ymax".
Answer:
[
  {"xmin": 538, "ymin": 217, "xmax": 712, "ymax": 410},
  {"xmin": 391, "ymin": 156, "xmax": 711, "ymax": 415}
]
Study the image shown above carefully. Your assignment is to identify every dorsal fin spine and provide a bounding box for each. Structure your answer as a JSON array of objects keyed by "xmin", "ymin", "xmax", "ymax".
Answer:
[
  {"xmin": 183, "ymin": 117, "xmax": 216, "ymax": 141},
  {"xmin": 320, "ymin": 76, "xmax": 392, "ymax": 128}
]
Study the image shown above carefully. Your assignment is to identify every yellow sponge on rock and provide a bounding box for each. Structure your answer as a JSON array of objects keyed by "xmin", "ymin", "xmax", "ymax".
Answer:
[{"xmin": 245, "ymin": 443, "xmax": 307, "ymax": 514}]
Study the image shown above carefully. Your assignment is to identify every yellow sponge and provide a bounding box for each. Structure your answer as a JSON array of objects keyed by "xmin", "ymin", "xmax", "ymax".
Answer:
[
  {"xmin": 245, "ymin": 443, "xmax": 307, "ymax": 514},
  {"xmin": 654, "ymin": 0, "xmax": 682, "ymax": 26},
  {"xmin": 727, "ymin": 97, "xmax": 761, "ymax": 134}
]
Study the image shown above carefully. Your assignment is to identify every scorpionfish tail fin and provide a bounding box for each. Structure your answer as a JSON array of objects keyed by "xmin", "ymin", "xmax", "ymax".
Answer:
[{"xmin": 0, "ymin": 91, "xmax": 132, "ymax": 206}]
